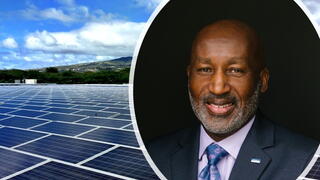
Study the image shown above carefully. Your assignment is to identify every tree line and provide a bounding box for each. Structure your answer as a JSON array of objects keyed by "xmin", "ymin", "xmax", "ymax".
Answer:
[{"xmin": 0, "ymin": 67, "xmax": 129, "ymax": 84}]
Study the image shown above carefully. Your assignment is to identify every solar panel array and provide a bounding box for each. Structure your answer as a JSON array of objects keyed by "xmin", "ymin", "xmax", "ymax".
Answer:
[
  {"xmin": 0, "ymin": 84, "xmax": 159, "ymax": 180},
  {"xmin": 298, "ymin": 145, "xmax": 320, "ymax": 180}
]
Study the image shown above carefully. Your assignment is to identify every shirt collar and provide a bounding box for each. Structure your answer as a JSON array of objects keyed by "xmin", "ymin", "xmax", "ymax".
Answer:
[{"xmin": 198, "ymin": 116, "xmax": 255, "ymax": 160}]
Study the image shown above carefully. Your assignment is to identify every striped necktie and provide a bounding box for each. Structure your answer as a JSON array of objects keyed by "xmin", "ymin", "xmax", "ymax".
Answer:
[{"xmin": 199, "ymin": 143, "xmax": 228, "ymax": 180}]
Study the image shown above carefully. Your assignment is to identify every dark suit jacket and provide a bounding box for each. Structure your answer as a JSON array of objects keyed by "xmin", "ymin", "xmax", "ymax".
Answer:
[{"xmin": 147, "ymin": 112, "xmax": 319, "ymax": 180}]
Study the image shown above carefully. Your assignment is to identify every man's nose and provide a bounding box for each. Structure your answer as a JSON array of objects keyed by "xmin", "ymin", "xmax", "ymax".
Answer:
[{"xmin": 208, "ymin": 71, "xmax": 231, "ymax": 95}]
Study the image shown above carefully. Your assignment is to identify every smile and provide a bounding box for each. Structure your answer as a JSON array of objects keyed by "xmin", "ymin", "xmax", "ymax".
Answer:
[{"xmin": 205, "ymin": 102, "xmax": 235, "ymax": 115}]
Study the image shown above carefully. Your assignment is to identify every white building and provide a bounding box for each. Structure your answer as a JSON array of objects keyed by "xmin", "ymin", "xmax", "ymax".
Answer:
[{"xmin": 24, "ymin": 79, "xmax": 37, "ymax": 84}]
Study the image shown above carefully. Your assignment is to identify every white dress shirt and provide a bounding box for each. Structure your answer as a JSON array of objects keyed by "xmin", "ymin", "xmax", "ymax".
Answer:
[{"xmin": 198, "ymin": 117, "xmax": 255, "ymax": 180}]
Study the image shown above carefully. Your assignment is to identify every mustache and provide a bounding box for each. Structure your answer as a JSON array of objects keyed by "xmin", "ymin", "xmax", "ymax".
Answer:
[{"xmin": 200, "ymin": 93, "xmax": 237, "ymax": 104}]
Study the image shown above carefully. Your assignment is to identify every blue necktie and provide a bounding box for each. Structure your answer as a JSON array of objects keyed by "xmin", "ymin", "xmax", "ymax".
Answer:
[{"xmin": 199, "ymin": 143, "xmax": 228, "ymax": 180}]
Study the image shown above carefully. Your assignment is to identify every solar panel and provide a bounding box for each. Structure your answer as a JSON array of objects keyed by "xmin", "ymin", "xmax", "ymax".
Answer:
[
  {"xmin": 18, "ymin": 105, "xmax": 48, "ymax": 111},
  {"xmin": 0, "ymin": 147, "xmax": 44, "ymax": 179},
  {"xmin": 73, "ymin": 105, "xmax": 105, "ymax": 111},
  {"xmin": 4, "ymin": 100, "xmax": 25, "ymax": 104},
  {"xmin": 0, "ymin": 85, "xmax": 160, "ymax": 179},
  {"xmin": 0, "ymin": 104, "xmax": 21, "ymax": 108},
  {"xmin": 71, "ymin": 102, "xmax": 98, "ymax": 106},
  {"xmin": 74, "ymin": 110, "xmax": 117, "ymax": 117},
  {"xmin": 9, "ymin": 110, "xmax": 47, "ymax": 117},
  {"xmin": 24, "ymin": 102, "xmax": 48, "ymax": 106},
  {"xmin": 124, "ymin": 124, "xmax": 134, "ymax": 130},
  {"xmin": 17, "ymin": 135, "xmax": 113, "ymax": 163},
  {"xmin": 105, "ymin": 108, "xmax": 130, "ymax": 114},
  {"xmin": 78, "ymin": 117, "xmax": 131, "ymax": 128},
  {"xmin": 306, "ymin": 158, "xmax": 320, "ymax": 179},
  {"xmin": 84, "ymin": 147, "xmax": 159, "ymax": 180},
  {"xmin": 0, "ymin": 117, "xmax": 48, "ymax": 128},
  {"xmin": 43, "ymin": 107, "xmax": 79, "ymax": 113},
  {"xmin": 102, "ymin": 104, "xmax": 128, "ymax": 108},
  {"xmin": 113, "ymin": 114, "xmax": 131, "ymax": 120},
  {"xmin": 0, "ymin": 114, "xmax": 10, "ymax": 120},
  {"xmin": 32, "ymin": 122, "xmax": 95, "ymax": 136},
  {"xmin": 10, "ymin": 162, "xmax": 122, "ymax": 180},
  {"xmin": 298, "ymin": 145, "xmax": 320, "ymax": 180},
  {"xmin": 0, "ymin": 127, "xmax": 46, "ymax": 147},
  {"xmin": 45, "ymin": 103, "xmax": 74, "ymax": 108},
  {"xmin": 80, "ymin": 127, "xmax": 140, "ymax": 147},
  {"xmin": 39, "ymin": 113, "xmax": 86, "ymax": 122},
  {"xmin": 0, "ymin": 107, "xmax": 16, "ymax": 113}
]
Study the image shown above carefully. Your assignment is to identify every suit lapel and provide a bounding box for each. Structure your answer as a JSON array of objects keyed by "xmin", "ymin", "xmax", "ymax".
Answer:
[
  {"xmin": 228, "ymin": 138, "xmax": 271, "ymax": 180},
  {"xmin": 229, "ymin": 112, "xmax": 274, "ymax": 180},
  {"xmin": 168, "ymin": 112, "xmax": 275, "ymax": 180},
  {"xmin": 170, "ymin": 126, "xmax": 200, "ymax": 180}
]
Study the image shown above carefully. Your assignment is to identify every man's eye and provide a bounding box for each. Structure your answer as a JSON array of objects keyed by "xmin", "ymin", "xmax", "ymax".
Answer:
[
  {"xmin": 197, "ymin": 67, "xmax": 212, "ymax": 73},
  {"xmin": 228, "ymin": 68, "xmax": 244, "ymax": 73}
]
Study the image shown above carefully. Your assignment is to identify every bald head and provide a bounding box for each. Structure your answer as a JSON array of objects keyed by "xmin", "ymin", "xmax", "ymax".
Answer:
[{"xmin": 191, "ymin": 20, "xmax": 265, "ymax": 72}]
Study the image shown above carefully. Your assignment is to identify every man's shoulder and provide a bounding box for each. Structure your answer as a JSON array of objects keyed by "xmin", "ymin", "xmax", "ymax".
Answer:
[
  {"xmin": 272, "ymin": 121, "xmax": 318, "ymax": 155},
  {"xmin": 243, "ymin": 117, "xmax": 319, "ymax": 179},
  {"xmin": 146, "ymin": 126, "xmax": 201, "ymax": 179},
  {"xmin": 147, "ymin": 127, "xmax": 198, "ymax": 155},
  {"xmin": 259, "ymin": 116, "xmax": 318, "ymax": 151},
  {"xmin": 146, "ymin": 126, "xmax": 199, "ymax": 173}
]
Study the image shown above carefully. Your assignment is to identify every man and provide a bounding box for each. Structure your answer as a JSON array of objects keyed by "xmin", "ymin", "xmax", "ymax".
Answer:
[{"xmin": 147, "ymin": 20, "xmax": 319, "ymax": 180}]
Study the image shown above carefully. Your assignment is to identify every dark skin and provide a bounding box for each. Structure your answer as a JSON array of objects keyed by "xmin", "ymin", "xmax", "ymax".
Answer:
[{"xmin": 187, "ymin": 20, "xmax": 269, "ymax": 141}]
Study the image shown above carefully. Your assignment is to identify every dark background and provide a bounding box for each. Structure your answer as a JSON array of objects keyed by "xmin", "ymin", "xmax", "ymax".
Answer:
[{"xmin": 133, "ymin": 0, "xmax": 320, "ymax": 142}]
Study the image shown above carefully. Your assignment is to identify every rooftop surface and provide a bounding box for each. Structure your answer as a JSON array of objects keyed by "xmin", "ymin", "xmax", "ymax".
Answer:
[{"xmin": 0, "ymin": 84, "xmax": 158, "ymax": 180}]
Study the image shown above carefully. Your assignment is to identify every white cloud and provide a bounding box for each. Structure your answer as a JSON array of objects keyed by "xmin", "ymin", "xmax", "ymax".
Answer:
[
  {"xmin": 134, "ymin": 0, "xmax": 163, "ymax": 10},
  {"xmin": 0, "ymin": 51, "xmax": 100, "ymax": 69},
  {"xmin": 0, "ymin": 50, "xmax": 96, "ymax": 66},
  {"xmin": 56, "ymin": 0, "xmax": 75, "ymax": 7},
  {"xmin": 95, "ymin": 55, "xmax": 115, "ymax": 61},
  {"xmin": 25, "ymin": 21, "xmax": 145, "ymax": 57},
  {"xmin": 302, "ymin": 0, "xmax": 320, "ymax": 25},
  {"xmin": 41, "ymin": 8, "xmax": 75, "ymax": 22},
  {"xmin": 21, "ymin": 6, "xmax": 75, "ymax": 23},
  {"xmin": 20, "ymin": 2, "xmax": 114, "ymax": 24},
  {"xmin": 2, "ymin": 37, "xmax": 18, "ymax": 49},
  {"xmin": 23, "ymin": 56, "xmax": 32, "ymax": 61}
]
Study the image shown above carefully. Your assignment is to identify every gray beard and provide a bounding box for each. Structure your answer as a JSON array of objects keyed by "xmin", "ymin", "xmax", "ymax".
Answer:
[{"xmin": 189, "ymin": 82, "xmax": 261, "ymax": 135}]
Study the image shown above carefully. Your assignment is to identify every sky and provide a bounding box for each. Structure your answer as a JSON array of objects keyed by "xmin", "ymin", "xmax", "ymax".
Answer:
[
  {"xmin": 0, "ymin": 0, "xmax": 162, "ymax": 69},
  {"xmin": 0, "ymin": 0, "xmax": 318, "ymax": 70}
]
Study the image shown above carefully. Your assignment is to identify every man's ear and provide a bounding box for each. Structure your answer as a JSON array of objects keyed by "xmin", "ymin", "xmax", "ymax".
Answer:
[
  {"xmin": 187, "ymin": 65, "xmax": 191, "ymax": 77},
  {"xmin": 260, "ymin": 67, "xmax": 269, "ymax": 93}
]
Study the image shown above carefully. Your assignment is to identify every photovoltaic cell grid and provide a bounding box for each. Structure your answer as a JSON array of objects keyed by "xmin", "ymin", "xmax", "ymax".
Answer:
[
  {"xmin": 0, "ymin": 85, "xmax": 159, "ymax": 180},
  {"xmin": 298, "ymin": 145, "xmax": 320, "ymax": 180},
  {"xmin": 305, "ymin": 157, "xmax": 320, "ymax": 179}
]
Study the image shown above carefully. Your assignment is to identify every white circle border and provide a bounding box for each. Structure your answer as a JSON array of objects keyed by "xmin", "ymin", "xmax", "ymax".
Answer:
[
  {"xmin": 129, "ymin": 0, "xmax": 170, "ymax": 179},
  {"xmin": 128, "ymin": 1, "xmax": 320, "ymax": 180}
]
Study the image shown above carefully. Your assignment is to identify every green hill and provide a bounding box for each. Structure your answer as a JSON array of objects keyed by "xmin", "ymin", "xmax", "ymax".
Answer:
[{"xmin": 38, "ymin": 57, "xmax": 132, "ymax": 72}]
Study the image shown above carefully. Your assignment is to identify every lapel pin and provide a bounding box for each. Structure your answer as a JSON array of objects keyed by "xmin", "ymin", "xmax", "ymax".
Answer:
[{"xmin": 250, "ymin": 158, "xmax": 261, "ymax": 164}]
